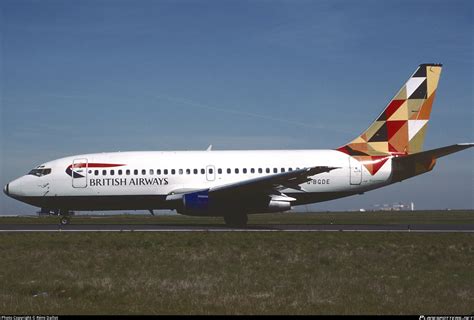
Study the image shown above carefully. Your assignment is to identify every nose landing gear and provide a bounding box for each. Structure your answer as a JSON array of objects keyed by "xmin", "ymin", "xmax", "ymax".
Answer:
[
  {"xmin": 60, "ymin": 216, "xmax": 71, "ymax": 225},
  {"xmin": 58, "ymin": 209, "xmax": 72, "ymax": 225}
]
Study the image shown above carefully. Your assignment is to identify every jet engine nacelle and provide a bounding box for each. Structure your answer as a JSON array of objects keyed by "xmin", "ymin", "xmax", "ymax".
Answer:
[
  {"xmin": 176, "ymin": 191, "xmax": 292, "ymax": 215},
  {"xmin": 177, "ymin": 190, "xmax": 210, "ymax": 216},
  {"xmin": 266, "ymin": 200, "xmax": 291, "ymax": 213}
]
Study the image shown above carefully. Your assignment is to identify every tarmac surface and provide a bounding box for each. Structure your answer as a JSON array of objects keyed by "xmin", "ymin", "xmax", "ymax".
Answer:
[{"xmin": 1, "ymin": 223, "xmax": 473, "ymax": 232}]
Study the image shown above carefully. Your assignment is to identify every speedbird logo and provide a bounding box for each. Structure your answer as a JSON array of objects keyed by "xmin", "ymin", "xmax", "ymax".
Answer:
[
  {"xmin": 65, "ymin": 163, "xmax": 125, "ymax": 178},
  {"xmin": 66, "ymin": 162, "xmax": 169, "ymax": 186}
]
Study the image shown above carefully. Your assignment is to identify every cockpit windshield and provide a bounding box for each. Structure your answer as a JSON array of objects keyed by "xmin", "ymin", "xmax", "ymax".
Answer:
[{"xmin": 28, "ymin": 168, "xmax": 52, "ymax": 177}]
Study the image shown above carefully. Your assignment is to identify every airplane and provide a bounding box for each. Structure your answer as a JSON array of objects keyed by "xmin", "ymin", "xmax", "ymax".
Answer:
[{"xmin": 3, "ymin": 63, "xmax": 473, "ymax": 226}]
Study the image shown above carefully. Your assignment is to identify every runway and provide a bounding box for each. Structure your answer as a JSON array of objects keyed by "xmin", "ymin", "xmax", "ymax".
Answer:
[{"xmin": 1, "ymin": 223, "xmax": 473, "ymax": 232}]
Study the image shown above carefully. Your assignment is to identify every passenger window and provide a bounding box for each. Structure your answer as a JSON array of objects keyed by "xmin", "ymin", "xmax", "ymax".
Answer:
[
  {"xmin": 164, "ymin": 169, "xmax": 168, "ymax": 175},
  {"xmin": 218, "ymin": 168, "xmax": 222, "ymax": 174},
  {"xmin": 201, "ymin": 169, "xmax": 205, "ymax": 174},
  {"xmin": 157, "ymin": 169, "xmax": 161, "ymax": 175},
  {"xmin": 134, "ymin": 169, "xmax": 138, "ymax": 175},
  {"xmin": 126, "ymin": 169, "xmax": 130, "ymax": 175},
  {"xmin": 251, "ymin": 168, "xmax": 255, "ymax": 174},
  {"xmin": 142, "ymin": 169, "xmax": 146, "ymax": 175},
  {"xmin": 103, "ymin": 170, "xmax": 107, "ymax": 175},
  {"xmin": 227, "ymin": 168, "xmax": 231, "ymax": 174},
  {"xmin": 193, "ymin": 169, "xmax": 198, "ymax": 174},
  {"xmin": 289, "ymin": 168, "xmax": 293, "ymax": 172},
  {"xmin": 179, "ymin": 169, "xmax": 183, "ymax": 175},
  {"xmin": 110, "ymin": 170, "xmax": 115, "ymax": 176},
  {"xmin": 209, "ymin": 168, "xmax": 214, "ymax": 174},
  {"xmin": 118, "ymin": 170, "xmax": 122, "ymax": 175},
  {"xmin": 273, "ymin": 168, "xmax": 278, "ymax": 173},
  {"xmin": 266, "ymin": 168, "xmax": 270, "ymax": 173},
  {"xmin": 235, "ymin": 168, "xmax": 239, "ymax": 174},
  {"xmin": 95, "ymin": 170, "xmax": 99, "ymax": 176},
  {"xmin": 171, "ymin": 169, "xmax": 176, "ymax": 175},
  {"xmin": 243, "ymin": 168, "xmax": 247, "ymax": 174},
  {"xmin": 186, "ymin": 169, "xmax": 191, "ymax": 174},
  {"xmin": 258, "ymin": 168, "xmax": 262, "ymax": 173},
  {"xmin": 281, "ymin": 168, "xmax": 286, "ymax": 173}
]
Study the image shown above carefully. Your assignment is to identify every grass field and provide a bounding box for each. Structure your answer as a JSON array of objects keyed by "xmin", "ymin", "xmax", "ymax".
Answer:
[
  {"xmin": 1, "ymin": 210, "xmax": 473, "ymax": 225},
  {"xmin": 0, "ymin": 231, "xmax": 473, "ymax": 315}
]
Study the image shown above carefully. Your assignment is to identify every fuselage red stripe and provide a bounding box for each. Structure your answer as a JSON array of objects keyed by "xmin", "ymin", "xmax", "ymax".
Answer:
[{"xmin": 69, "ymin": 163, "xmax": 125, "ymax": 169}]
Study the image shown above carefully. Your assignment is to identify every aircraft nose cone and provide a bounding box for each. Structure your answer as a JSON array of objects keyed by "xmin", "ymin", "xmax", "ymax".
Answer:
[{"xmin": 3, "ymin": 183, "xmax": 9, "ymax": 196}]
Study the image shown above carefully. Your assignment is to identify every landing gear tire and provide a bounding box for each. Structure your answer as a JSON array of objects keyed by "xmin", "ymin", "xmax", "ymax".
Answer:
[
  {"xmin": 60, "ymin": 216, "xmax": 70, "ymax": 225},
  {"xmin": 224, "ymin": 214, "xmax": 248, "ymax": 228},
  {"xmin": 59, "ymin": 209, "xmax": 71, "ymax": 225}
]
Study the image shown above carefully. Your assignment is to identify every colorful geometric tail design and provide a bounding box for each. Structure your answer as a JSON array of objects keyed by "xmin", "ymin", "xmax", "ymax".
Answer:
[{"xmin": 337, "ymin": 64, "xmax": 443, "ymax": 175}]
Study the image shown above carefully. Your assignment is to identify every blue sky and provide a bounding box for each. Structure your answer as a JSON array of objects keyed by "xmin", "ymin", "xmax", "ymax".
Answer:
[{"xmin": 1, "ymin": 0, "xmax": 472, "ymax": 214}]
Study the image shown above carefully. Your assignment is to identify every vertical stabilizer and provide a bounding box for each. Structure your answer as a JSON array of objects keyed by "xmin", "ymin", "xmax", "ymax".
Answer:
[{"xmin": 337, "ymin": 64, "xmax": 442, "ymax": 174}]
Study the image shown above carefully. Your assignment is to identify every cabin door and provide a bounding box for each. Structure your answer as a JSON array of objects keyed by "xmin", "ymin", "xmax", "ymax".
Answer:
[
  {"xmin": 72, "ymin": 158, "xmax": 88, "ymax": 188},
  {"xmin": 349, "ymin": 157, "xmax": 362, "ymax": 185}
]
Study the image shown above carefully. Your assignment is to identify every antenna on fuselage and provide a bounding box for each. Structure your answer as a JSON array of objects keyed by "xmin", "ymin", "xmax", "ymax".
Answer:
[{"xmin": 206, "ymin": 144, "xmax": 213, "ymax": 151}]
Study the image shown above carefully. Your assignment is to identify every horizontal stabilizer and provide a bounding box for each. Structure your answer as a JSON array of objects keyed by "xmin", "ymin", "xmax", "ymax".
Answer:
[
  {"xmin": 405, "ymin": 143, "xmax": 473, "ymax": 160},
  {"xmin": 391, "ymin": 143, "xmax": 473, "ymax": 182}
]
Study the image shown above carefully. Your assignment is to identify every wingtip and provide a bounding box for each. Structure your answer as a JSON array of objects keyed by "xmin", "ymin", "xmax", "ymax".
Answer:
[{"xmin": 457, "ymin": 142, "xmax": 474, "ymax": 146}]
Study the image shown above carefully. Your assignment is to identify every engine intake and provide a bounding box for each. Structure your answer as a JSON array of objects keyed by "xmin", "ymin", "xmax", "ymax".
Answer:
[{"xmin": 179, "ymin": 190, "xmax": 209, "ymax": 215}]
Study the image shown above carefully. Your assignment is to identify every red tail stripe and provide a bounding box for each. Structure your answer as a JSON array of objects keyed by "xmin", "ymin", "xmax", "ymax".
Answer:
[{"xmin": 69, "ymin": 163, "xmax": 125, "ymax": 169}]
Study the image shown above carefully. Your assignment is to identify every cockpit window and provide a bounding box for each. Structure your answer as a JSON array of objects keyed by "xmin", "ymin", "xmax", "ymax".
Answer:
[{"xmin": 28, "ymin": 168, "xmax": 52, "ymax": 177}]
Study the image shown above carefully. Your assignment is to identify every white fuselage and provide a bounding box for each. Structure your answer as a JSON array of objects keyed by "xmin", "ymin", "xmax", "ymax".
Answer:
[{"xmin": 5, "ymin": 149, "xmax": 393, "ymax": 215}]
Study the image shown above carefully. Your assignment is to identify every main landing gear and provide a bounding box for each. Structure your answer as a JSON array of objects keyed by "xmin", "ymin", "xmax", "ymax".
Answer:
[{"xmin": 224, "ymin": 213, "xmax": 248, "ymax": 228}]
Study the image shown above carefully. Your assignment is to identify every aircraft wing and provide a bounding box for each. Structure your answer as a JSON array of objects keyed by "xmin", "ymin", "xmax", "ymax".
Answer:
[
  {"xmin": 210, "ymin": 166, "xmax": 339, "ymax": 196},
  {"xmin": 166, "ymin": 166, "xmax": 339, "ymax": 201}
]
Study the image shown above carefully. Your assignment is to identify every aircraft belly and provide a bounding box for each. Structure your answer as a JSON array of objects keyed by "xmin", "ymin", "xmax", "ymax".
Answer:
[{"xmin": 15, "ymin": 194, "xmax": 171, "ymax": 211}]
